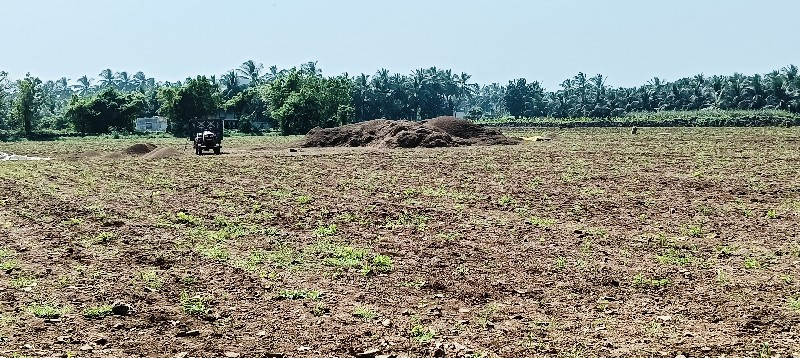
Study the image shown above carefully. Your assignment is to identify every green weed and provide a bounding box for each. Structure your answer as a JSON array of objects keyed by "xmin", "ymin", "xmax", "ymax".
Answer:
[
  {"xmin": 353, "ymin": 305, "xmax": 377, "ymax": 320},
  {"xmin": 410, "ymin": 324, "xmax": 435, "ymax": 344},
  {"xmin": 179, "ymin": 292, "xmax": 210, "ymax": 315},
  {"xmin": 28, "ymin": 302, "xmax": 69, "ymax": 318},
  {"xmin": 82, "ymin": 305, "xmax": 113, "ymax": 319}
]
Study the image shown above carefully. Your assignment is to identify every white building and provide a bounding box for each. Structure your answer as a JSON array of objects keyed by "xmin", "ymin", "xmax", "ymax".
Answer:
[{"xmin": 135, "ymin": 116, "xmax": 168, "ymax": 132}]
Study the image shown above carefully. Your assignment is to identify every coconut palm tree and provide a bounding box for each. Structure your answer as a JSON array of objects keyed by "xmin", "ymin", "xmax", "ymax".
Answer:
[
  {"xmin": 237, "ymin": 60, "xmax": 263, "ymax": 86},
  {"xmin": 72, "ymin": 75, "xmax": 94, "ymax": 95},
  {"xmin": 98, "ymin": 69, "xmax": 115, "ymax": 88}
]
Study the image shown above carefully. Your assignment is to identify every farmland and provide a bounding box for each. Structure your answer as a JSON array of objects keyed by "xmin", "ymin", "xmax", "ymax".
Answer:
[{"xmin": 0, "ymin": 127, "xmax": 799, "ymax": 357}]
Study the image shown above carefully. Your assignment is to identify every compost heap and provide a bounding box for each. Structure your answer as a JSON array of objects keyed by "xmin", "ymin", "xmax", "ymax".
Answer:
[{"xmin": 300, "ymin": 116, "xmax": 520, "ymax": 149}]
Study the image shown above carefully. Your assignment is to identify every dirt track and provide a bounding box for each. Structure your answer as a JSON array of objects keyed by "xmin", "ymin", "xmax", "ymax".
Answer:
[{"xmin": 0, "ymin": 128, "xmax": 799, "ymax": 357}]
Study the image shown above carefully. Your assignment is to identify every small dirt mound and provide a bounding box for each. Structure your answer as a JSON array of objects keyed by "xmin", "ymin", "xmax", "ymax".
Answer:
[
  {"xmin": 141, "ymin": 147, "xmax": 181, "ymax": 159},
  {"xmin": 123, "ymin": 143, "xmax": 158, "ymax": 155},
  {"xmin": 78, "ymin": 150, "xmax": 105, "ymax": 158},
  {"xmin": 300, "ymin": 118, "xmax": 519, "ymax": 149}
]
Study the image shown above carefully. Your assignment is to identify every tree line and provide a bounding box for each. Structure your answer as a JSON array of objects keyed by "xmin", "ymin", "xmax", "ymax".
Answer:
[{"xmin": 0, "ymin": 62, "xmax": 798, "ymax": 138}]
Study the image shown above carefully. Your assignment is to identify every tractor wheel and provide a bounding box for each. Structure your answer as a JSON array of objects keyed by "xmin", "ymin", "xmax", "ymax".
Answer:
[
  {"xmin": 195, "ymin": 147, "xmax": 201, "ymax": 155},
  {"xmin": 213, "ymin": 147, "xmax": 221, "ymax": 155}
]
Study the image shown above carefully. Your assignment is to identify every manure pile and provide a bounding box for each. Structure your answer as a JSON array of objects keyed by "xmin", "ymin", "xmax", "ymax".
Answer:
[{"xmin": 300, "ymin": 116, "xmax": 520, "ymax": 149}]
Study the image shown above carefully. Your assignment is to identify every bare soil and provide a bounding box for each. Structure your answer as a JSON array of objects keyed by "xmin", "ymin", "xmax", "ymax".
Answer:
[
  {"xmin": 0, "ymin": 128, "xmax": 799, "ymax": 357},
  {"xmin": 301, "ymin": 117, "xmax": 520, "ymax": 149}
]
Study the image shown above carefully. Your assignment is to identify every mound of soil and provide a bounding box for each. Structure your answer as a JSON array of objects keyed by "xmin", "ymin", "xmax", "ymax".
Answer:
[
  {"xmin": 123, "ymin": 143, "xmax": 158, "ymax": 155},
  {"xmin": 424, "ymin": 116, "xmax": 521, "ymax": 146},
  {"xmin": 301, "ymin": 117, "xmax": 519, "ymax": 149},
  {"xmin": 141, "ymin": 147, "xmax": 181, "ymax": 159}
]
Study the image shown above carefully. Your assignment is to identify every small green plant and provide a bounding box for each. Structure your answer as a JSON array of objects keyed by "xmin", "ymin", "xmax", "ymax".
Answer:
[
  {"xmin": 62, "ymin": 217, "xmax": 83, "ymax": 226},
  {"xmin": 527, "ymin": 216, "xmax": 555, "ymax": 228},
  {"xmin": 278, "ymin": 289, "xmax": 321, "ymax": 300},
  {"xmin": 410, "ymin": 324, "xmax": 435, "ymax": 344},
  {"xmin": 788, "ymin": 295, "xmax": 800, "ymax": 311},
  {"xmin": 353, "ymin": 305, "xmax": 377, "ymax": 320},
  {"xmin": 296, "ymin": 195, "xmax": 313, "ymax": 204},
  {"xmin": 401, "ymin": 279, "xmax": 426, "ymax": 289},
  {"xmin": 744, "ymin": 257, "xmax": 762, "ymax": 270},
  {"xmin": 686, "ymin": 225, "xmax": 703, "ymax": 238},
  {"xmin": 323, "ymin": 245, "xmax": 367, "ymax": 269},
  {"xmin": 632, "ymin": 274, "xmax": 670, "ymax": 288},
  {"xmin": 554, "ymin": 257, "xmax": 566, "ymax": 271},
  {"xmin": 498, "ymin": 195, "xmax": 513, "ymax": 206},
  {"xmin": 196, "ymin": 244, "xmax": 229, "ymax": 261},
  {"xmin": 757, "ymin": 342, "xmax": 772, "ymax": 358},
  {"xmin": 90, "ymin": 231, "xmax": 117, "ymax": 244},
  {"xmin": 179, "ymin": 292, "xmax": 210, "ymax": 315},
  {"xmin": 656, "ymin": 248, "xmax": 695, "ymax": 266},
  {"xmin": 313, "ymin": 223, "xmax": 337, "ymax": 238},
  {"xmin": 0, "ymin": 259, "xmax": 18, "ymax": 271},
  {"xmin": 174, "ymin": 212, "xmax": 201, "ymax": 226},
  {"xmin": 82, "ymin": 305, "xmax": 113, "ymax": 319},
  {"xmin": 765, "ymin": 209, "xmax": 778, "ymax": 219},
  {"xmin": 140, "ymin": 269, "xmax": 163, "ymax": 289},
  {"xmin": 372, "ymin": 254, "xmax": 393, "ymax": 272},
  {"xmin": 28, "ymin": 302, "xmax": 69, "ymax": 318},
  {"xmin": 477, "ymin": 303, "xmax": 499, "ymax": 329},
  {"xmin": 11, "ymin": 276, "xmax": 37, "ymax": 290}
]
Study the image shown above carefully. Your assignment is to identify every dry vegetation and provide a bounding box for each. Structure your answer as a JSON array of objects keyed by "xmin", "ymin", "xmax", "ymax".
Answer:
[{"xmin": 0, "ymin": 127, "xmax": 799, "ymax": 357}]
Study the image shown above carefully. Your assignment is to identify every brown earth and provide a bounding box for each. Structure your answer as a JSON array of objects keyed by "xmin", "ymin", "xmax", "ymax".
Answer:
[
  {"xmin": 141, "ymin": 147, "xmax": 181, "ymax": 160},
  {"xmin": 301, "ymin": 117, "xmax": 520, "ymax": 149},
  {"xmin": 0, "ymin": 128, "xmax": 799, "ymax": 357},
  {"xmin": 122, "ymin": 143, "xmax": 158, "ymax": 155}
]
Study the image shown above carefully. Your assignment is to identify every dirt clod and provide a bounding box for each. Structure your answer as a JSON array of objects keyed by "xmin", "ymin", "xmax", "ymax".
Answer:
[
  {"xmin": 300, "ymin": 117, "xmax": 519, "ymax": 148},
  {"xmin": 111, "ymin": 301, "xmax": 131, "ymax": 316}
]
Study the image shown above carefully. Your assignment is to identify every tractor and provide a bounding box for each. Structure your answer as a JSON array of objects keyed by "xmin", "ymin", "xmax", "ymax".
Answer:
[{"xmin": 188, "ymin": 119, "xmax": 223, "ymax": 155}]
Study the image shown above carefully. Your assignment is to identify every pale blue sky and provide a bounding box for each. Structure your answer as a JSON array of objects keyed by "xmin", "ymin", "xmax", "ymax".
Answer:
[{"xmin": 1, "ymin": 0, "xmax": 798, "ymax": 89}]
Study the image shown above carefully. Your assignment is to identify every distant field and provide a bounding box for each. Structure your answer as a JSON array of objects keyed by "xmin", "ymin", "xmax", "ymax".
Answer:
[
  {"xmin": 476, "ymin": 109, "xmax": 800, "ymax": 128},
  {"xmin": 0, "ymin": 127, "xmax": 799, "ymax": 357}
]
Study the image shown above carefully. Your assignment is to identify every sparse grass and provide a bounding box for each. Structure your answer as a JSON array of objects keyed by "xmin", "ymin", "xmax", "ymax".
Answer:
[
  {"xmin": 410, "ymin": 324, "xmax": 435, "ymax": 344},
  {"xmin": 179, "ymin": 292, "xmax": 210, "ymax": 315},
  {"xmin": 632, "ymin": 274, "xmax": 670, "ymax": 288},
  {"xmin": 477, "ymin": 303, "xmax": 499, "ymax": 329},
  {"xmin": 372, "ymin": 254, "xmax": 393, "ymax": 272},
  {"xmin": 527, "ymin": 215, "xmax": 556, "ymax": 228},
  {"xmin": 788, "ymin": 295, "xmax": 800, "ymax": 312},
  {"xmin": 196, "ymin": 243, "xmax": 229, "ymax": 261},
  {"xmin": 353, "ymin": 305, "xmax": 377, "ymax": 320},
  {"xmin": 140, "ymin": 269, "xmax": 163, "ymax": 290},
  {"xmin": 10, "ymin": 276, "xmax": 37, "ymax": 290},
  {"xmin": 744, "ymin": 257, "xmax": 762, "ymax": 270},
  {"xmin": 174, "ymin": 212, "xmax": 201, "ymax": 226},
  {"xmin": 27, "ymin": 302, "xmax": 69, "ymax": 318},
  {"xmin": 686, "ymin": 225, "xmax": 703, "ymax": 238},
  {"xmin": 313, "ymin": 223, "xmax": 337, "ymax": 238},
  {"xmin": 656, "ymin": 248, "xmax": 696, "ymax": 266},
  {"xmin": 82, "ymin": 305, "xmax": 113, "ymax": 319},
  {"xmin": 278, "ymin": 289, "xmax": 322, "ymax": 300}
]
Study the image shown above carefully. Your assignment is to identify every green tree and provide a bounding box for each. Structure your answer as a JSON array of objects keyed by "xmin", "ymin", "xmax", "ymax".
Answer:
[
  {"xmin": 263, "ymin": 69, "xmax": 354, "ymax": 135},
  {"xmin": 65, "ymin": 88, "xmax": 143, "ymax": 133},
  {"xmin": 0, "ymin": 71, "xmax": 9, "ymax": 129},
  {"xmin": 11, "ymin": 74, "xmax": 43, "ymax": 137},
  {"xmin": 160, "ymin": 76, "xmax": 220, "ymax": 136}
]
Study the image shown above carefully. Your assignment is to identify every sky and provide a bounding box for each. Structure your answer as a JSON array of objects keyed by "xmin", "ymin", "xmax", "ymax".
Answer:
[{"xmin": 1, "ymin": 0, "xmax": 798, "ymax": 90}]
